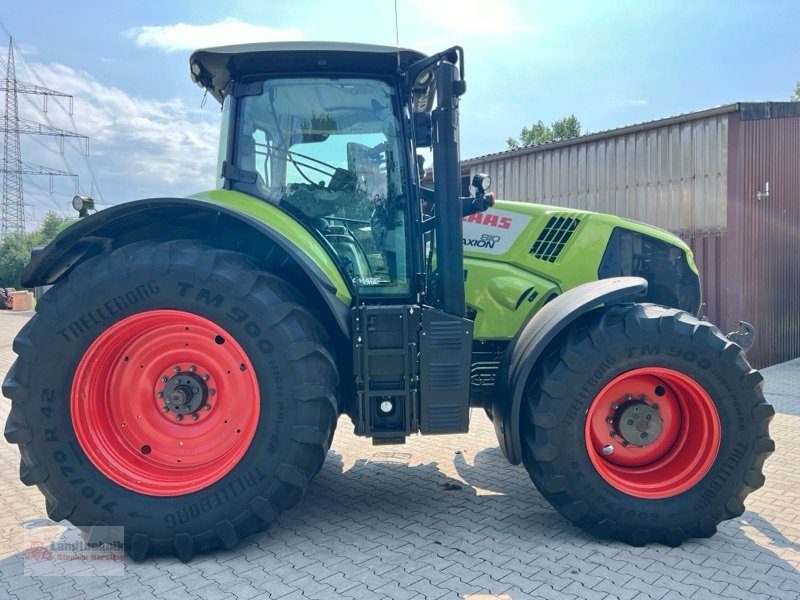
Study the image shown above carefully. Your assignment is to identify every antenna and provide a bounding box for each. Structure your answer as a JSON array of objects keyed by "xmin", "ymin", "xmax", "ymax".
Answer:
[{"xmin": 394, "ymin": 0, "xmax": 401, "ymax": 73}]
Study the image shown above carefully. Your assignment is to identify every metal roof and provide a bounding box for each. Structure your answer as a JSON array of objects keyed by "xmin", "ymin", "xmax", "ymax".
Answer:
[
  {"xmin": 463, "ymin": 101, "xmax": 800, "ymax": 165},
  {"xmin": 190, "ymin": 42, "xmax": 426, "ymax": 103}
]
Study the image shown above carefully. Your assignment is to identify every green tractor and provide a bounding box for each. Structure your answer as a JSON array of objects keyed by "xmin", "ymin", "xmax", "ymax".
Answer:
[{"xmin": 3, "ymin": 43, "xmax": 773, "ymax": 560}]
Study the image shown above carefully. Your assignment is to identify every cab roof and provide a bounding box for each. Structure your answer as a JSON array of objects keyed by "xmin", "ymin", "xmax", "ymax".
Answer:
[{"xmin": 190, "ymin": 42, "xmax": 427, "ymax": 103}]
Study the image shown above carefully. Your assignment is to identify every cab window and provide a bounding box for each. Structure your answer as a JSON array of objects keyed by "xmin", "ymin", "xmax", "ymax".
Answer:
[{"xmin": 234, "ymin": 78, "xmax": 410, "ymax": 296}]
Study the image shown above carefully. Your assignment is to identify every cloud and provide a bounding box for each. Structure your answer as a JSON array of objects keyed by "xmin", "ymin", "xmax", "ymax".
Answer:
[
  {"xmin": 408, "ymin": 0, "xmax": 537, "ymax": 34},
  {"xmin": 15, "ymin": 42, "xmax": 40, "ymax": 57},
  {"xmin": 127, "ymin": 18, "xmax": 306, "ymax": 53},
  {"xmin": 21, "ymin": 61, "xmax": 221, "ymax": 206}
]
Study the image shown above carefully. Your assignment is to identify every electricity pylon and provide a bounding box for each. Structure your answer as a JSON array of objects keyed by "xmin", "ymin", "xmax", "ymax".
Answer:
[{"xmin": 1, "ymin": 37, "xmax": 86, "ymax": 238}]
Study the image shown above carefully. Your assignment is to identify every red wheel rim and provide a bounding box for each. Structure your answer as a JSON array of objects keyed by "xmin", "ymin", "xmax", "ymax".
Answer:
[
  {"xmin": 585, "ymin": 367, "xmax": 720, "ymax": 499},
  {"xmin": 71, "ymin": 310, "xmax": 260, "ymax": 496}
]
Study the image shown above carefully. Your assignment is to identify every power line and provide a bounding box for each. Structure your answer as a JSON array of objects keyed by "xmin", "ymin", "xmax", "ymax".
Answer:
[
  {"xmin": 0, "ymin": 21, "xmax": 105, "ymax": 204},
  {"xmin": 0, "ymin": 32, "xmax": 92, "ymax": 239}
]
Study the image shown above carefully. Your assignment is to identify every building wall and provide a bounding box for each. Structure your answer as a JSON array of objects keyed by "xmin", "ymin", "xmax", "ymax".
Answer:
[
  {"xmin": 466, "ymin": 114, "xmax": 729, "ymax": 236},
  {"xmin": 728, "ymin": 113, "xmax": 800, "ymax": 367},
  {"xmin": 464, "ymin": 105, "xmax": 800, "ymax": 367}
]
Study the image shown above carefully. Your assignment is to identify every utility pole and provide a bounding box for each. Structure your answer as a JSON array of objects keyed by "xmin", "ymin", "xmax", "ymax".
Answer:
[{"xmin": 1, "ymin": 37, "xmax": 85, "ymax": 239}]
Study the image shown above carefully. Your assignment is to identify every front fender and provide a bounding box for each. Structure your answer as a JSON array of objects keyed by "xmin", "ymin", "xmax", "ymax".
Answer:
[
  {"xmin": 493, "ymin": 277, "xmax": 648, "ymax": 464},
  {"xmin": 22, "ymin": 194, "xmax": 353, "ymax": 337}
]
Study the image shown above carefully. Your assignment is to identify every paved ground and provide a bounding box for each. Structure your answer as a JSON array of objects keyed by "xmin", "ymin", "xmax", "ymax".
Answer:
[{"xmin": 0, "ymin": 309, "xmax": 798, "ymax": 599}]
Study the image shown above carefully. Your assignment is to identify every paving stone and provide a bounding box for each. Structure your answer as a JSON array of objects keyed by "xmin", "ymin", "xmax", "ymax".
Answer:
[
  {"xmin": 721, "ymin": 583, "xmax": 773, "ymax": 600},
  {"xmin": 372, "ymin": 580, "xmax": 419, "ymax": 600},
  {"xmin": 562, "ymin": 580, "xmax": 610, "ymax": 600},
  {"xmin": 318, "ymin": 571, "xmax": 360, "ymax": 594},
  {"xmin": 182, "ymin": 584, "xmax": 233, "ymax": 600},
  {"xmin": 407, "ymin": 578, "xmax": 450, "ymax": 599},
  {"xmin": 151, "ymin": 588, "xmax": 194, "ymax": 600}
]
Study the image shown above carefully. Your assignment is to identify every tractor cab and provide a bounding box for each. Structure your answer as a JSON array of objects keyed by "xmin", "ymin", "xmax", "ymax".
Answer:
[{"xmin": 191, "ymin": 42, "xmax": 463, "ymax": 305}]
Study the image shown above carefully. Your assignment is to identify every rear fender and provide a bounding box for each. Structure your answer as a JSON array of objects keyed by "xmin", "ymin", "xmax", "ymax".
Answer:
[
  {"xmin": 493, "ymin": 277, "xmax": 648, "ymax": 464},
  {"xmin": 21, "ymin": 196, "xmax": 353, "ymax": 337}
]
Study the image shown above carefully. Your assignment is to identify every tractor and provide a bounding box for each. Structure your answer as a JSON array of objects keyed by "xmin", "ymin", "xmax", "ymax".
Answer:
[{"xmin": 3, "ymin": 42, "xmax": 773, "ymax": 560}]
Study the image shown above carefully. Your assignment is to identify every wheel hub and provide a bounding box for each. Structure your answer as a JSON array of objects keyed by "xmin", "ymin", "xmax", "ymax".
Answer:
[
  {"xmin": 614, "ymin": 400, "xmax": 662, "ymax": 446},
  {"xmin": 161, "ymin": 371, "xmax": 208, "ymax": 417}
]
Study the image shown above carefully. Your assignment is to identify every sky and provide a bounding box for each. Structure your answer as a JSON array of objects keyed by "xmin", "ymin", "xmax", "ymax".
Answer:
[{"xmin": 2, "ymin": 0, "xmax": 800, "ymax": 228}]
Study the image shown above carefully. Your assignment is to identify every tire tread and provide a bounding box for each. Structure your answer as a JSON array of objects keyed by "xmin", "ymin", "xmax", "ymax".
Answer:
[
  {"xmin": 520, "ymin": 303, "xmax": 774, "ymax": 547},
  {"xmin": 3, "ymin": 240, "xmax": 339, "ymax": 560}
]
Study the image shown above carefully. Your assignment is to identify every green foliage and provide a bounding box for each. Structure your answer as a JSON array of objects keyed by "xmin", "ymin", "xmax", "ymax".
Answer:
[
  {"xmin": 792, "ymin": 82, "xmax": 800, "ymax": 101},
  {"xmin": 507, "ymin": 114, "xmax": 583, "ymax": 150},
  {"xmin": 0, "ymin": 232, "xmax": 36, "ymax": 289},
  {"xmin": 0, "ymin": 212, "xmax": 73, "ymax": 289}
]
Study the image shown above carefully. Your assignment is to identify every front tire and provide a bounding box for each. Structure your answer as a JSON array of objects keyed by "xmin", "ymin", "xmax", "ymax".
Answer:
[
  {"xmin": 521, "ymin": 303, "xmax": 774, "ymax": 546},
  {"xmin": 3, "ymin": 241, "xmax": 339, "ymax": 560}
]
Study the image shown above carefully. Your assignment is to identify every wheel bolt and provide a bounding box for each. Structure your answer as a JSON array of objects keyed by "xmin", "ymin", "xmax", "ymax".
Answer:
[
  {"xmin": 204, "ymin": 403, "xmax": 211, "ymax": 410},
  {"xmin": 162, "ymin": 406, "xmax": 169, "ymax": 413},
  {"xmin": 157, "ymin": 391, "xmax": 164, "ymax": 398},
  {"xmin": 189, "ymin": 365, "xmax": 197, "ymax": 372},
  {"xmin": 611, "ymin": 403, "xmax": 619, "ymax": 410},
  {"xmin": 161, "ymin": 376, "xmax": 168, "ymax": 383},
  {"xmin": 202, "ymin": 374, "xmax": 209, "ymax": 381},
  {"xmin": 609, "ymin": 432, "xmax": 617, "ymax": 438},
  {"xmin": 640, "ymin": 394, "xmax": 648, "ymax": 402},
  {"xmin": 606, "ymin": 417, "xmax": 614, "ymax": 424},
  {"xmin": 625, "ymin": 394, "xmax": 633, "ymax": 402},
  {"xmin": 174, "ymin": 366, "xmax": 181, "ymax": 374},
  {"xmin": 191, "ymin": 414, "xmax": 199, "ymax": 421},
  {"xmin": 652, "ymin": 403, "xmax": 659, "ymax": 410},
  {"xmin": 209, "ymin": 389, "xmax": 216, "ymax": 396},
  {"xmin": 176, "ymin": 414, "xmax": 183, "ymax": 422},
  {"xmin": 622, "ymin": 441, "xmax": 629, "ymax": 447}
]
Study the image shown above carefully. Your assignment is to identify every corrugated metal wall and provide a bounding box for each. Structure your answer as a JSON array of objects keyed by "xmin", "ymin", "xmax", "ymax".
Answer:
[
  {"xmin": 464, "ymin": 105, "xmax": 800, "ymax": 367},
  {"xmin": 466, "ymin": 115, "xmax": 729, "ymax": 236},
  {"xmin": 729, "ymin": 113, "xmax": 800, "ymax": 367}
]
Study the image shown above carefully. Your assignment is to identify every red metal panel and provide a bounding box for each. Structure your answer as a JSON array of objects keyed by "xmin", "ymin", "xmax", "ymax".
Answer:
[
  {"xmin": 665, "ymin": 112, "xmax": 800, "ymax": 368},
  {"xmin": 727, "ymin": 113, "xmax": 800, "ymax": 367}
]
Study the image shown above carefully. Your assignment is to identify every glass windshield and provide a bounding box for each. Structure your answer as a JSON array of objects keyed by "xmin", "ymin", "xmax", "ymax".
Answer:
[{"xmin": 234, "ymin": 77, "xmax": 410, "ymax": 296}]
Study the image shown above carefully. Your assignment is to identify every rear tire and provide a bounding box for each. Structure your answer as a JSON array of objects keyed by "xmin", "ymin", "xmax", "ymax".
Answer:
[
  {"xmin": 2, "ymin": 241, "xmax": 339, "ymax": 560},
  {"xmin": 521, "ymin": 303, "xmax": 774, "ymax": 546}
]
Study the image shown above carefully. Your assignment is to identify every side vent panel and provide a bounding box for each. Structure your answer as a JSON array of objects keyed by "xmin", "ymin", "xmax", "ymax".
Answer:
[
  {"xmin": 530, "ymin": 215, "xmax": 581, "ymax": 262},
  {"xmin": 419, "ymin": 307, "xmax": 473, "ymax": 434}
]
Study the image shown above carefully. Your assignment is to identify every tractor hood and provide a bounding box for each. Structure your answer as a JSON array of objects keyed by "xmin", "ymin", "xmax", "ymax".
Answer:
[
  {"xmin": 463, "ymin": 200, "xmax": 696, "ymax": 278},
  {"xmin": 462, "ymin": 200, "xmax": 701, "ymax": 340}
]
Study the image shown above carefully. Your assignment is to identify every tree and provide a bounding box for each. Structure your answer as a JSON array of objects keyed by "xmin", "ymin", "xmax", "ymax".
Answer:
[
  {"xmin": 507, "ymin": 114, "xmax": 583, "ymax": 150},
  {"xmin": 0, "ymin": 232, "xmax": 36, "ymax": 289},
  {"xmin": 792, "ymin": 82, "xmax": 800, "ymax": 101},
  {"xmin": 37, "ymin": 211, "xmax": 72, "ymax": 241},
  {"xmin": 0, "ymin": 212, "xmax": 72, "ymax": 289}
]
